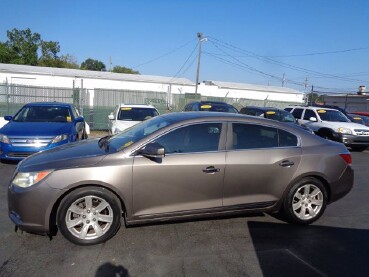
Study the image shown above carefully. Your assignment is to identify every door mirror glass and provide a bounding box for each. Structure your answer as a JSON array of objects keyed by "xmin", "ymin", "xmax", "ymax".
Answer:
[{"xmin": 309, "ymin": 117, "xmax": 318, "ymax": 122}]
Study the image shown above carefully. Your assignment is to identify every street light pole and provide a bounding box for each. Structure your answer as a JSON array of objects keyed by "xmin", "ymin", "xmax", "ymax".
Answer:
[{"xmin": 195, "ymin": 32, "xmax": 203, "ymax": 95}]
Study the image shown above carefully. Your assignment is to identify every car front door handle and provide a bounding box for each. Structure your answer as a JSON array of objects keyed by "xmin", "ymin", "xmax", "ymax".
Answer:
[
  {"xmin": 203, "ymin": 166, "xmax": 220, "ymax": 174},
  {"xmin": 279, "ymin": 160, "xmax": 295, "ymax": 167}
]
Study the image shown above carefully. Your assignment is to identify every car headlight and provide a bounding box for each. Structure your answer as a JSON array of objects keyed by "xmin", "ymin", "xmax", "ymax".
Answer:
[
  {"xmin": 12, "ymin": 171, "xmax": 52, "ymax": 188},
  {"xmin": 51, "ymin": 134, "xmax": 69, "ymax": 144},
  {"xmin": 337, "ymin": 127, "xmax": 352, "ymax": 134},
  {"xmin": 0, "ymin": 134, "xmax": 10, "ymax": 144}
]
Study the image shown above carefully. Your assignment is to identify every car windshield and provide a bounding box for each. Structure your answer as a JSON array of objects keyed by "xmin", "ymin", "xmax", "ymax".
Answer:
[
  {"xmin": 280, "ymin": 110, "xmax": 296, "ymax": 122},
  {"xmin": 118, "ymin": 107, "xmax": 159, "ymax": 121},
  {"xmin": 200, "ymin": 104, "xmax": 238, "ymax": 113},
  {"xmin": 107, "ymin": 115, "xmax": 172, "ymax": 152},
  {"xmin": 13, "ymin": 106, "xmax": 72, "ymax": 123},
  {"xmin": 349, "ymin": 114, "xmax": 369, "ymax": 125},
  {"xmin": 317, "ymin": 109, "xmax": 350, "ymax": 122}
]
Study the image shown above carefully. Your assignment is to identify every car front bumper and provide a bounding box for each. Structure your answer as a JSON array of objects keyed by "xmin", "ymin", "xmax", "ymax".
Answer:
[
  {"xmin": 8, "ymin": 179, "xmax": 63, "ymax": 234},
  {"xmin": 335, "ymin": 133, "xmax": 369, "ymax": 147},
  {"xmin": 0, "ymin": 140, "xmax": 69, "ymax": 161}
]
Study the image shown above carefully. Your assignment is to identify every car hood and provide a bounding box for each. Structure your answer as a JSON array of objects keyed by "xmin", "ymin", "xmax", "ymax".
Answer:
[
  {"xmin": 322, "ymin": 121, "xmax": 369, "ymax": 131},
  {"xmin": 1, "ymin": 122, "xmax": 72, "ymax": 136},
  {"xmin": 18, "ymin": 139, "xmax": 107, "ymax": 172},
  {"xmin": 113, "ymin": 120, "xmax": 140, "ymax": 131}
]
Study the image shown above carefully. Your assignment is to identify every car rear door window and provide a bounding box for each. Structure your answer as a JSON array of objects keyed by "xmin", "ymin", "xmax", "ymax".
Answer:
[
  {"xmin": 291, "ymin": 108, "xmax": 304, "ymax": 119},
  {"xmin": 303, "ymin": 109, "xmax": 316, "ymax": 120},
  {"xmin": 232, "ymin": 123, "xmax": 278, "ymax": 149},
  {"xmin": 154, "ymin": 123, "xmax": 222, "ymax": 154}
]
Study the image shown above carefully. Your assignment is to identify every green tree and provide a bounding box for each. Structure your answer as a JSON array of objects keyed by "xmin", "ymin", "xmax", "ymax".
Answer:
[
  {"xmin": 58, "ymin": 54, "xmax": 79, "ymax": 69},
  {"xmin": 5, "ymin": 28, "xmax": 41, "ymax": 65},
  {"xmin": 38, "ymin": 40, "xmax": 61, "ymax": 67},
  {"xmin": 112, "ymin": 65, "xmax": 140, "ymax": 74},
  {"xmin": 80, "ymin": 58, "xmax": 106, "ymax": 71}
]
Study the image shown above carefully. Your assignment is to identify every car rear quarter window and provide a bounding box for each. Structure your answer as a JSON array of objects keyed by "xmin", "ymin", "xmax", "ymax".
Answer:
[
  {"xmin": 278, "ymin": 129, "xmax": 298, "ymax": 147},
  {"xmin": 232, "ymin": 123, "xmax": 278, "ymax": 149},
  {"xmin": 154, "ymin": 123, "xmax": 222, "ymax": 154},
  {"xmin": 291, "ymin": 108, "xmax": 304, "ymax": 119}
]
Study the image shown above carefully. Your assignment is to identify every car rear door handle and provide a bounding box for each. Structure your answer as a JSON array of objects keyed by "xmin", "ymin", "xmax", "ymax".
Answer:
[
  {"xmin": 203, "ymin": 166, "xmax": 220, "ymax": 174},
  {"xmin": 279, "ymin": 160, "xmax": 295, "ymax": 167}
]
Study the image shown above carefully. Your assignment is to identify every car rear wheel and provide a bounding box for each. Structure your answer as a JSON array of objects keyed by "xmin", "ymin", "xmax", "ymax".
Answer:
[
  {"xmin": 57, "ymin": 187, "xmax": 121, "ymax": 245},
  {"xmin": 283, "ymin": 178, "xmax": 327, "ymax": 224}
]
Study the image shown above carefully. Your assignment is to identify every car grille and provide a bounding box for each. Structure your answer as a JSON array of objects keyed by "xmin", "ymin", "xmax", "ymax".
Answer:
[
  {"xmin": 7, "ymin": 152, "xmax": 34, "ymax": 158},
  {"xmin": 9, "ymin": 136, "xmax": 54, "ymax": 147},
  {"xmin": 354, "ymin": 129, "xmax": 369, "ymax": 136}
]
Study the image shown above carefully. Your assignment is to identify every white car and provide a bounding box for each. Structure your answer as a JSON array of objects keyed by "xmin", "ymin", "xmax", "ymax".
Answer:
[
  {"xmin": 108, "ymin": 104, "xmax": 159, "ymax": 135},
  {"xmin": 0, "ymin": 117, "xmax": 7, "ymax": 129},
  {"xmin": 285, "ymin": 105, "xmax": 369, "ymax": 151}
]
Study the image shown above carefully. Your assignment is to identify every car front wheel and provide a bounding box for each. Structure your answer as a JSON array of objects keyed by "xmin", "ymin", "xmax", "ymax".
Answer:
[
  {"xmin": 283, "ymin": 177, "xmax": 327, "ymax": 224},
  {"xmin": 57, "ymin": 187, "xmax": 122, "ymax": 245}
]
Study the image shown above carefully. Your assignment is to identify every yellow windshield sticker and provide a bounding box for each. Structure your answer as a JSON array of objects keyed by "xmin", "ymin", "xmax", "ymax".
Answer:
[
  {"xmin": 201, "ymin": 105, "xmax": 212, "ymax": 109},
  {"xmin": 123, "ymin": 141, "xmax": 134, "ymax": 148},
  {"xmin": 317, "ymin": 110, "xmax": 326, "ymax": 113},
  {"xmin": 121, "ymin": 107, "xmax": 132, "ymax": 111},
  {"xmin": 66, "ymin": 116, "xmax": 72, "ymax": 122},
  {"xmin": 354, "ymin": 117, "xmax": 362, "ymax": 120},
  {"xmin": 266, "ymin": 111, "xmax": 276, "ymax": 115}
]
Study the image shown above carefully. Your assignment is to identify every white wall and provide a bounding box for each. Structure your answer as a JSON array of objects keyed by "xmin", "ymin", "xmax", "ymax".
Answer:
[{"xmin": 0, "ymin": 71, "xmax": 304, "ymax": 104}]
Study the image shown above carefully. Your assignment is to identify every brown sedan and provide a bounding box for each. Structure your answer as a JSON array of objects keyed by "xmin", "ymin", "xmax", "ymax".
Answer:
[{"xmin": 8, "ymin": 112, "xmax": 353, "ymax": 245}]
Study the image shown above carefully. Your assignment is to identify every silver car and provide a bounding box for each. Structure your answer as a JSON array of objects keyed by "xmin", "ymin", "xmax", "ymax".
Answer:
[{"xmin": 8, "ymin": 112, "xmax": 353, "ymax": 245}]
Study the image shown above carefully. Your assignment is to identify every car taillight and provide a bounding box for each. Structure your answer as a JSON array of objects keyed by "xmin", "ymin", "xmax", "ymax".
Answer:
[{"xmin": 339, "ymin": 154, "xmax": 352, "ymax": 165}]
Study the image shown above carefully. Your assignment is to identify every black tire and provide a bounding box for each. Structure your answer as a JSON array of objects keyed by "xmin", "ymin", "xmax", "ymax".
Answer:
[
  {"xmin": 350, "ymin": 145, "xmax": 367, "ymax": 152},
  {"xmin": 57, "ymin": 186, "xmax": 121, "ymax": 245},
  {"xmin": 318, "ymin": 129, "xmax": 334, "ymax": 141},
  {"xmin": 282, "ymin": 177, "xmax": 328, "ymax": 225}
]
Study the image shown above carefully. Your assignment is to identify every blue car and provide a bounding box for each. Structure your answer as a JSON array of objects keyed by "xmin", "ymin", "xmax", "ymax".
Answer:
[{"xmin": 0, "ymin": 102, "xmax": 87, "ymax": 161}]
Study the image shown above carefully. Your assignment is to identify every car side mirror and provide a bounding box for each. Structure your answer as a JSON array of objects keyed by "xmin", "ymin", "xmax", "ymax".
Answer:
[
  {"xmin": 4, "ymin": 115, "xmax": 12, "ymax": 121},
  {"xmin": 108, "ymin": 113, "xmax": 114, "ymax": 120},
  {"xmin": 309, "ymin": 117, "xmax": 318, "ymax": 122},
  {"xmin": 75, "ymin": 116, "xmax": 84, "ymax": 123},
  {"xmin": 140, "ymin": 142, "xmax": 165, "ymax": 158}
]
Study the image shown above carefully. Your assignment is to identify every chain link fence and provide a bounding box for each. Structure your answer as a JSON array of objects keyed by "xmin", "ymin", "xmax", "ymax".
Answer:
[{"xmin": 1, "ymin": 84, "xmax": 302, "ymax": 130}]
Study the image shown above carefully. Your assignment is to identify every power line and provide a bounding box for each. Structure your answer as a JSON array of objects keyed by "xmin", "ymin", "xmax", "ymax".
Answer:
[
  {"xmin": 132, "ymin": 38, "xmax": 197, "ymax": 69},
  {"xmin": 169, "ymin": 41, "xmax": 199, "ymax": 81},
  {"xmin": 207, "ymin": 36, "xmax": 369, "ymax": 84},
  {"xmin": 266, "ymin": 47, "xmax": 369, "ymax": 58}
]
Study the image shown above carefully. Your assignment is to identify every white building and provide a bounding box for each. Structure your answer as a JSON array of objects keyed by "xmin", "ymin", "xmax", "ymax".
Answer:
[{"xmin": 0, "ymin": 63, "xmax": 305, "ymax": 105}]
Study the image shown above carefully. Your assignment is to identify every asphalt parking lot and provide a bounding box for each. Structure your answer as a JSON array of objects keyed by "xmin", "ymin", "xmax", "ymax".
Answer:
[{"xmin": 1, "ymin": 150, "xmax": 369, "ymax": 277}]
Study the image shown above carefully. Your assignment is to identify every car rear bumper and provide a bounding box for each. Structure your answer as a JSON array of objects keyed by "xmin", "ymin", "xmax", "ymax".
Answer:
[
  {"xmin": 7, "ymin": 180, "xmax": 62, "ymax": 234},
  {"xmin": 329, "ymin": 165, "xmax": 354, "ymax": 203}
]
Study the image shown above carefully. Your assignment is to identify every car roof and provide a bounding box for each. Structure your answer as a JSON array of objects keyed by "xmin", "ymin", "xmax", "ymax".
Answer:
[
  {"xmin": 287, "ymin": 105, "xmax": 339, "ymax": 112},
  {"xmin": 24, "ymin": 102, "xmax": 73, "ymax": 107},
  {"xmin": 118, "ymin": 104, "xmax": 156, "ymax": 109},
  {"xmin": 189, "ymin": 101, "xmax": 232, "ymax": 106},
  {"xmin": 243, "ymin": 106, "xmax": 282, "ymax": 112}
]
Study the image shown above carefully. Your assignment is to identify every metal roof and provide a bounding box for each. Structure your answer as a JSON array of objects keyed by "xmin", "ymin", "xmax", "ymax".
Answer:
[
  {"xmin": 204, "ymin": 80, "xmax": 303, "ymax": 94},
  {"xmin": 0, "ymin": 63, "xmax": 195, "ymax": 86}
]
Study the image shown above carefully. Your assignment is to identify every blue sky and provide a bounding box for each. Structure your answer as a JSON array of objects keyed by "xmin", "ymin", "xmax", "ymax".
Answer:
[{"xmin": 1, "ymin": 0, "xmax": 369, "ymax": 92}]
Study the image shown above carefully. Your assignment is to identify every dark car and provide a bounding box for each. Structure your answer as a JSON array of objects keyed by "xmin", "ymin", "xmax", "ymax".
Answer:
[
  {"xmin": 240, "ymin": 106, "xmax": 297, "ymax": 123},
  {"xmin": 8, "ymin": 112, "xmax": 353, "ymax": 245},
  {"xmin": 0, "ymin": 102, "xmax": 87, "ymax": 161},
  {"xmin": 348, "ymin": 113, "xmax": 369, "ymax": 127},
  {"xmin": 184, "ymin": 101, "xmax": 238, "ymax": 113},
  {"xmin": 240, "ymin": 106, "xmax": 313, "ymax": 132}
]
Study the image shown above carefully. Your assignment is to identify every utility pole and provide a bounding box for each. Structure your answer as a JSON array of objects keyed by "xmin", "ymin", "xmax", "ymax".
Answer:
[
  {"xmin": 282, "ymin": 73, "xmax": 285, "ymax": 87},
  {"xmin": 195, "ymin": 32, "xmax": 203, "ymax": 95},
  {"xmin": 304, "ymin": 77, "xmax": 308, "ymax": 91},
  {"xmin": 109, "ymin": 56, "xmax": 112, "ymax": 72}
]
